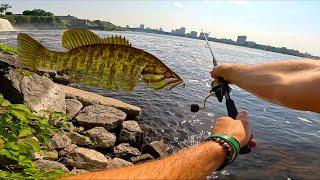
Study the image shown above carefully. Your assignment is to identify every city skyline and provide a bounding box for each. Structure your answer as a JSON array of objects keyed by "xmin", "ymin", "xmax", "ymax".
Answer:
[{"xmin": 1, "ymin": 0, "xmax": 320, "ymax": 55}]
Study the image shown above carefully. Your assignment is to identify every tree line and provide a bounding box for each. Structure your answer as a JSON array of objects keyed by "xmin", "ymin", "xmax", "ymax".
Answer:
[{"xmin": 0, "ymin": 4, "xmax": 122, "ymax": 31}]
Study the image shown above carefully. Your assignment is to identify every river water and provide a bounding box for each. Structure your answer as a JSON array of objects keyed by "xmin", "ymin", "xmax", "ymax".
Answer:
[{"xmin": 1, "ymin": 30, "xmax": 319, "ymax": 179}]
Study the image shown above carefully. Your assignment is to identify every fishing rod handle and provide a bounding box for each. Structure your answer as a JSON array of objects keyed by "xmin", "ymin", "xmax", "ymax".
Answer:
[
  {"xmin": 226, "ymin": 98, "xmax": 238, "ymax": 119},
  {"xmin": 225, "ymin": 91, "xmax": 251, "ymax": 154}
]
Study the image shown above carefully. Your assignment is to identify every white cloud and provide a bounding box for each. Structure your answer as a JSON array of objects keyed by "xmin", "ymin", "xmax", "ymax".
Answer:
[
  {"xmin": 229, "ymin": 0, "xmax": 249, "ymax": 6},
  {"xmin": 173, "ymin": 1, "xmax": 184, "ymax": 9}
]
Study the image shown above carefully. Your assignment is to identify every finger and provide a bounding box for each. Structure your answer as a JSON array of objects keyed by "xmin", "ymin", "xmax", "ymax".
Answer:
[
  {"xmin": 236, "ymin": 111, "xmax": 249, "ymax": 122},
  {"xmin": 249, "ymin": 138, "xmax": 257, "ymax": 148},
  {"xmin": 210, "ymin": 67, "xmax": 218, "ymax": 76}
]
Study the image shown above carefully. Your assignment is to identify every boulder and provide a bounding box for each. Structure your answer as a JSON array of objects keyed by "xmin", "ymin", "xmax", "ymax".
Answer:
[
  {"xmin": 130, "ymin": 154, "xmax": 154, "ymax": 164},
  {"xmin": 143, "ymin": 141, "xmax": 167, "ymax": 158},
  {"xmin": 48, "ymin": 132, "xmax": 72, "ymax": 150},
  {"xmin": 68, "ymin": 132, "xmax": 91, "ymax": 146},
  {"xmin": 75, "ymin": 104, "xmax": 126, "ymax": 130},
  {"xmin": 84, "ymin": 127, "xmax": 116, "ymax": 148},
  {"xmin": 35, "ymin": 159, "xmax": 69, "ymax": 172},
  {"xmin": 4, "ymin": 69, "xmax": 66, "ymax": 114},
  {"xmin": 58, "ymin": 84, "xmax": 141, "ymax": 119},
  {"xmin": 120, "ymin": 121, "xmax": 143, "ymax": 147},
  {"xmin": 66, "ymin": 99, "xmax": 83, "ymax": 119},
  {"xmin": 65, "ymin": 147, "xmax": 110, "ymax": 171},
  {"xmin": 107, "ymin": 158, "xmax": 133, "ymax": 169},
  {"xmin": 114, "ymin": 143, "xmax": 141, "ymax": 159}
]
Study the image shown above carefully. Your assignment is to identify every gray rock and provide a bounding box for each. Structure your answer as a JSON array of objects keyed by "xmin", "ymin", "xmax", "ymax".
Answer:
[
  {"xmin": 35, "ymin": 159, "xmax": 69, "ymax": 172},
  {"xmin": 75, "ymin": 104, "xmax": 126, "ymax": 130},
  {"xmin": 68, "ymin": 132, "xmax": 91, "ymax": 146},
  {"xmin": 59, "ymin": 144, "xmax": 78, "ymax": 157},
  {"xmin": 6, "ymin": 69, "xmax": 66, "ymax": 114},
  {"xmin": 65, "ymin": 147, "xmax": 110, "ymax": 171},
  {"xmin": 69, "ymin": 168, "xmax": 88, "ymax": 175},
  {"xmin": 33, "ymin": 150, "xmax": 59, "ymax": 161},
  {"xmin": 32, "ymin": 152, "xmax": 43, "ymax": 160},
  {"xmin": 48, "ymin": 132, "xmax": 72, "ymax": 150},
  {"xmin": 143, "ymin": 141, "xmax": 167, "ymax": 158},
  {"xmin": 66, "ymin": 99, "xmax": 83, "ymax": 119},
  {"xmin": 84, "ymin": 127, "xmax": 116, "ymax": 148},
  {"xmin": 0, "ymin": 52, "xmax": 19, "ymax": 67},
  {"xmin": 130, "ymin": 154, "xmax": 154, "ymax": 164},
  {"xmin": 107, "ymin": 158, "xmax": 133, "ymax": 169},
  {"xmin": 122, "ymin": 121, "xmax": 142, "ymax": 133},
  {"xmin": 120, "ymin": 121, "xmax": 143, "ymax": 147},
  {"xmin": 114, "ymin": 143, "xmax": 141, "ymax": 159},
  {"xmin": 41, "ymin": 150, "xmax": 59, "ymax": 160},
  {"xmin": 58, "ymin": 84, "xmax": 141, "ymax": 119}
]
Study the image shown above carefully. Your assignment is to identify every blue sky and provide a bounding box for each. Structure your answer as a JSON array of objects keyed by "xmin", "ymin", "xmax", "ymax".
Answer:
[{"xmin": 2, "ymin": 0, "xmax": 320, "ymax": 55}]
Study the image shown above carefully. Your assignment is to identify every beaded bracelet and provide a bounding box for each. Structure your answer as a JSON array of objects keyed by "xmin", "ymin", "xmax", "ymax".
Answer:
[{"xmin": 204, "ymin": 134, "xmax": 240, "ymax": 170}]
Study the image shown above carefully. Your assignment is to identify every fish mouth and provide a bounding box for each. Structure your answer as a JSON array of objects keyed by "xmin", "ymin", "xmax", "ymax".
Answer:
[{"xmin": 167, "ymin": 80, "xmax": 185, "ymax": 90}]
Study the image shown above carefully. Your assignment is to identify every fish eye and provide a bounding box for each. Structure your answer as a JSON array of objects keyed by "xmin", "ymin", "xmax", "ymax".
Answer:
[{"xmin": 165, "ymin": 71, "xmax": 171, "ymax": 78}]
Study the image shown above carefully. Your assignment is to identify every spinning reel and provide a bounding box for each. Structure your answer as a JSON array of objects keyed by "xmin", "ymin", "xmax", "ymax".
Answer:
[{"xmin": 191, "ymin": 78, "xmax": 234, "ymax": 115}]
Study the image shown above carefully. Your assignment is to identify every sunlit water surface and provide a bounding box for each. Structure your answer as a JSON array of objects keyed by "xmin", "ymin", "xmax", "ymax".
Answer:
[{"xmin": 1, "ymin": 30, "xmax": 319, "ymax": 179}]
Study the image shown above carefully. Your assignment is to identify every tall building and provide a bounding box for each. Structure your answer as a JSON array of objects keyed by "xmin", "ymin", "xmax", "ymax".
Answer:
[
  {"xmin": 237, "ymin": 35, "xmax": 247, "ymax": 45},
  {"xmin": 190, "ymin": 31, "xmax": 197, "ymax": 38},
  {"xmin": 126, "ymin": 25, "xmax": 129, "ymax": 29},
  {"xmin": 159, "ymin": 27, "xmax": 163, "ymax": 32},
  {"xmin": 140, "ymin": 24, "xmax": 144, "ymax": 29},
  {"xmin": 175, "ymin": 27, "xmax": 186, "ymax": 36}
]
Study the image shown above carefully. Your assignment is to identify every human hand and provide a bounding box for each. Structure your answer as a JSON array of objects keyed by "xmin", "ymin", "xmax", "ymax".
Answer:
[
  {"xmin": 210, "ymin": 64, "xmax": 243, "ymax": 84},
  {"xmin": 212, "ymin": 111, "xmax": 255, "ymax": 148}
]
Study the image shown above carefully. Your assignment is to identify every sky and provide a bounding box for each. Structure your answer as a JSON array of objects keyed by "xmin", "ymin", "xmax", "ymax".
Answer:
[{"xmin": 2, "ymin": 0, "xmax": 320, "ymax": 56}]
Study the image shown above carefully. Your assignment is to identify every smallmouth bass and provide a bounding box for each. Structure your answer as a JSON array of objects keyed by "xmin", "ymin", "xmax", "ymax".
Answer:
[{"xmin": 17, "ymin": 28, "xmax": 183, "ymax": 91}]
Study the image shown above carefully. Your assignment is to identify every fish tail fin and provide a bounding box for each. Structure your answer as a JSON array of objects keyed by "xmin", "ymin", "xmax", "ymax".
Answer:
[{"xmin": 17, "ymin": 33, "xmax": 47, "ymax": 70}]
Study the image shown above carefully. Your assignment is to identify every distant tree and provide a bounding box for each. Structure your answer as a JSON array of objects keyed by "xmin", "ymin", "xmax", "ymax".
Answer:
[
  {"xmin": 32, "ymin": 9, "xmax": 46, "ymax": 16},
  {"xmin": 5, "ymin": 11, "xmax": 13, "ymax": 15},
  {"xmin": 22, "ymin": 10, "xmax": 31, "ymax": 16},
  {"xmin": 0, "ymin": 4, "xmax": 12, "ymax": 14},
  {"xmin": 22, "ymin": 9, "xmax": 54, "ymax": 16},
  {"xmin": 44, "ymin": 12, "xmax": 54, "ymax": 17}
]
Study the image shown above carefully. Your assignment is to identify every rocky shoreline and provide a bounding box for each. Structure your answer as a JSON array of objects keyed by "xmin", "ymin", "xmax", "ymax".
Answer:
[{"xmin": 0, "ymin": 52, "xmax": 168, "ymax": 175}]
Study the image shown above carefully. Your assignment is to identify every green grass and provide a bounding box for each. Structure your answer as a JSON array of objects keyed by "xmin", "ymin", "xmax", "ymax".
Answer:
[{"xmin": 0, "ymin": 43, "xmax": 17, "ymax": 55}]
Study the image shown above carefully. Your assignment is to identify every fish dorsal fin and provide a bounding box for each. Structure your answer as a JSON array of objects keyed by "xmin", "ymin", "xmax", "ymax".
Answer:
[{"xmin": 62, "ymin": 28, "xmax": 131, "ymax": 50}]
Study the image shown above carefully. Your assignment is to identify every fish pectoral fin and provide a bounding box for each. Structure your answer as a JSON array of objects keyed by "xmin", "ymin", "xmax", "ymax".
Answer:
[{"xmin": 62, "ymin": 28, "xmax": 131, "ymax": 50}]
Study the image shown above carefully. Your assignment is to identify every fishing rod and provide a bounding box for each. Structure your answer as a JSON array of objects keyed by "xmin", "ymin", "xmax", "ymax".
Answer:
[{"xmin": 191, "ymin": 30, "xmax": 251, "ymax": 154}]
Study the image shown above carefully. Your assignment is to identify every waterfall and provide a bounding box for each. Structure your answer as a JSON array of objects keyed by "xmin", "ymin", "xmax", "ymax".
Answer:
[{"xmin": 0, "ymin": 18, "xmax": 15, "ymax": 31}]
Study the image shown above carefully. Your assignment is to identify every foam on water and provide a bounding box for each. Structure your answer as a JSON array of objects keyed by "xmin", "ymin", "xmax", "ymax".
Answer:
[{"xmin": 0, "ymin": 18, "xmax": 15, "ymax": 31}]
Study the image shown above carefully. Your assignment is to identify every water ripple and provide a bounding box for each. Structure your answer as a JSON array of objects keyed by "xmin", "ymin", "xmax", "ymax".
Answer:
[{"xmin": 1, "ymin": 30, "xmax": 320, "ymax": 179}]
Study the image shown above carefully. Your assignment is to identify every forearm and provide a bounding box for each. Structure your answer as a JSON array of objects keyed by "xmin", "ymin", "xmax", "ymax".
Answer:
[
  {"xmin": 220, "ymin": 60, "xmax": 320, "ymax": 112},
  {"xmin": 64, "ymin": 141, "xmax": 225, "ymax": 180}
]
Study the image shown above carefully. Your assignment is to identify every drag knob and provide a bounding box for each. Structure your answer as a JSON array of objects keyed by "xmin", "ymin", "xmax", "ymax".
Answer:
[{"xmin": 191, "ymin": 104, "xmax": 200, "ymax": 112}]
